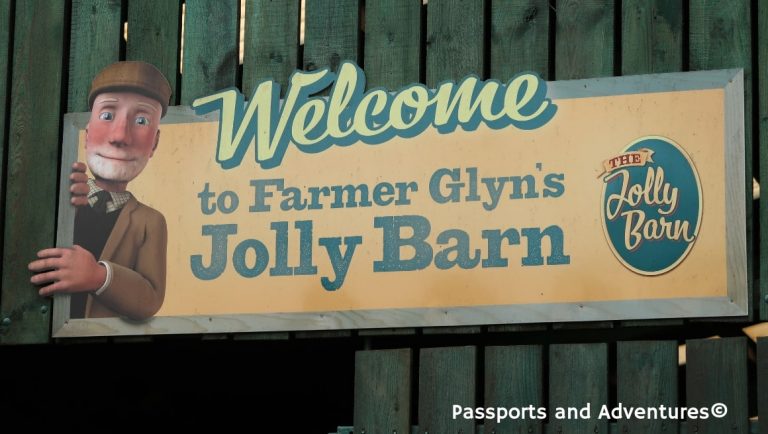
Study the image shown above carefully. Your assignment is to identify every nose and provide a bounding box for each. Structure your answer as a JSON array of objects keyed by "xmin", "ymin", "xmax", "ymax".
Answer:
[{"xmin": 108, "ymin": 115, "xmax": 130, "ymax": 147}]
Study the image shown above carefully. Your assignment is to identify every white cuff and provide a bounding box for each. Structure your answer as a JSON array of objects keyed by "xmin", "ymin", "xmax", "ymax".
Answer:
[{"xmin": 94, "ymin": 261, "xmax": 113, "ymax": 296}]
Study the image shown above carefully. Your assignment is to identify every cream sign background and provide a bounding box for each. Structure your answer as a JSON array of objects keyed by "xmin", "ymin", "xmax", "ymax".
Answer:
[{"xmin": 53, "ymin": 68, "xmax": 747, "ymax": 337}]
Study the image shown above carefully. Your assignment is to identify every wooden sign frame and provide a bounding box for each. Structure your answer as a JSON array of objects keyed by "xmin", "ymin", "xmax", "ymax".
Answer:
[{"xmin": 52, "ymin": 69, "xmax": 747, "ymax": 337}]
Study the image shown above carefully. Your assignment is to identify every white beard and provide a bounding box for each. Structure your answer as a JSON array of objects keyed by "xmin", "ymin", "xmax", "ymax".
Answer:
[{"xmin": 87, "ymin": 152, "xmax": 149, "ymax": 183}]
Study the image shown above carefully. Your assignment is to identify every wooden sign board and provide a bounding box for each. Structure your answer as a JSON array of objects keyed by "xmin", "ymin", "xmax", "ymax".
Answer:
[{"xmin": 53, "ymin": 67, "xmax": 747, "ymax": 337}]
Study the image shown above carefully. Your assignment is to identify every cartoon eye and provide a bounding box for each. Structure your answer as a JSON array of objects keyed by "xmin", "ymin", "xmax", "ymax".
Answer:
[
  {"xmin": 135, "ymin": 116, "xmax": 150, "ymax": 126},
  {"xmin": 98, "ymin": 112, "xmax": 114, "ymax": 121}
]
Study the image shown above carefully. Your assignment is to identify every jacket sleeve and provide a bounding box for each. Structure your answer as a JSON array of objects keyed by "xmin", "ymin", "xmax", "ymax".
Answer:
[{"xmin": 95, "ymin": 212, "xmax": 167, "ymax": 320}]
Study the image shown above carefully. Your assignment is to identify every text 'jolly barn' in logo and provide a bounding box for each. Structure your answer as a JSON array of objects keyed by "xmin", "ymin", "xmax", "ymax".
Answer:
[{"xmin": 600, "ymin": 136, "xmax": 702, "ymax": 275}]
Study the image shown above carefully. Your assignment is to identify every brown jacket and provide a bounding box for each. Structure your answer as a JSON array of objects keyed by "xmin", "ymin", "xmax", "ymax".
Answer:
[{"xmin": 85, "ymin": 196, "xmax": 167, "ymax": 320}]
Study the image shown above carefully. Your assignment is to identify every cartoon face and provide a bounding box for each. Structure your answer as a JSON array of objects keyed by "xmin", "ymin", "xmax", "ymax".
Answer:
[{"xmin": 86, "ymin": 92, "xmax": 162, "ymax": 189}]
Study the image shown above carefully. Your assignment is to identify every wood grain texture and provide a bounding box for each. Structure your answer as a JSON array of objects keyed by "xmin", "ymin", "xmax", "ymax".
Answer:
[
  {"xmin": 549, "ymin": 343, "xmax": 608, "ymax": 434},
  {"xmin": 484, "ymin": 345, "xmax": 543, "ymax": 434},
  {"xmin": 491, "ymin": 0, "xmax": 549, "ymax": 80},
  {"xmin": 0, "ymin": 0, "xmax": 10, "ymax": 273},
  {"xmin": 425, "ymin": 0, "xmax": 484, "ymax": 86},
  {"xmin": 759, "ymin": 338, "xmax": 767, "ymax": 434},
  {"xmin": 621, "ymin": 0, "xmax": 683, "ymax": 75},
  {"xmin": 422, "ymin": 0, "xmax": 483, "ymax": 335},
  {"xmin": 551, "ymin": 0, "xmax": 614, "ymax": 330},
  {"xmin": 618, "ymin": 0, "xmax": 684, "ymax": 329},
  {"xmin": 690, "ymin": 0, "xmax": 753, "ymax": 319},
  {"xmin": 723, "ymin": 70, "xmax": 749, "ymax": 319},
  {"xmin": 364, "ymin": 0, "xmax": 420, "ymax": 90},
  {"xmin": 418, "ymin": 346, "xmax": 476, "ymax": 434},
  {"xmin": 67, "ymin": 0, "xmax": 122, "ymax": 112},
  {"xmin": 685, "ymin": 337, "xmax": 748, "ymax": 434},
  {"xmin": 0, "ymin": 0, "xmax": 66, "ymax": 344},
  {"xmin": 353, "ymin": 349, "xmax": 411, "ymax": 434},
  {"xmin": 127, "ymin": 0, "xmax": 182, "ymax": 105},
  {"xmin": 759, "ymin": 0, "xmax": 768, "ymax": 321},
  {"xmin": 303, "ymin": 0, "xmax": 358, "ymax": 73},
  {"xmin": 555, "ymin": 0, "xmax": 614, "ymax": 79},
  {"xmin": 181, "ymin": 0, "xmax": 239, "ymax": 105},
  {"xmin": 617, "ymin": 341, "xmax": 678, "ymax": 433},
  {"xmin": 242, "ymin": 0, "xmax": 299, "ymax": 96}
]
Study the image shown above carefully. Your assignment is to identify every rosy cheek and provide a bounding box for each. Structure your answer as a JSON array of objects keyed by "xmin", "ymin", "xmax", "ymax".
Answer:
[
  {"xmin": 86, "ymin": 124, "xmax": 109, "ymax": 145},
  {"xmin": 136, "ymin": 130, "xmax": 158, "ymax": 149}
]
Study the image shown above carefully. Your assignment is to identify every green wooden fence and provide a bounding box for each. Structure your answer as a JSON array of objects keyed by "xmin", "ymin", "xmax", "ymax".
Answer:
[{"xmin": 0, "ymin": 1, "xmax": 766, "ymax": 432}]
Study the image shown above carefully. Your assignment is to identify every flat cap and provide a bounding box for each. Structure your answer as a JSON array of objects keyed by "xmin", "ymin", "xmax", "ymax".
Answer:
[{"xmin": 88, "ymin": 61, "xmax": 172, "ymax": 116}]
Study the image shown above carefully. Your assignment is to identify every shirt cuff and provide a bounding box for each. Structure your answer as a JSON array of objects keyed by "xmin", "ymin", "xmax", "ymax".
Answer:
[{"xmin": 94, "ymin": 261, "xmax": 113, "ymax": 296}]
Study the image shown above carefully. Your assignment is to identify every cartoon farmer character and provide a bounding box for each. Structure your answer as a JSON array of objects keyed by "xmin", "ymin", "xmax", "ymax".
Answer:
[{"xmin": 28, "ymin": 61, "xmax": 170, "ymax": 320}]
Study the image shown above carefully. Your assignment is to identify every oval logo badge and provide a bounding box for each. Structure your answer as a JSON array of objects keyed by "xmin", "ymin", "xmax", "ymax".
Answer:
[{"xmin": 600, "ymin": 136, "xmax": 702, "ymax": 275}]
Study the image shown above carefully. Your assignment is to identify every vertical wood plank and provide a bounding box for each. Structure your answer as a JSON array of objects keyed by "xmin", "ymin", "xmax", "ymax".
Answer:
[
  {"xmin": 303, "ymin": 0, "xmax": 359, "ymax": 73},
  {"xmin": 318, "ymin": 0, "xmax": 421, "ymax": 336},
  {"xmin": 425, "ymin": 0, "xmax": 484, "ymax": 86},
  {"xmin": 353, "ymin": 349, "xmax": 411, "ymax": 434},
  {"xmin": 553, "ymin": 0, "xmax": 615, "ymax": 328},
  {"xmin": 620, "ymin": 0, "xmax": 683, "ymax": 326},
  {"xmin": 490, "ymin": 0, "xmax": 550, "ymax": 80},
  {"xmin": 484, "ymin": 345, "xmax": 543, "ymax": 434},
  {"xmin": 127, "ymin": 0, "xmax": 182, "ymax": 105},
  {"xmin": 758, "ymin": 338, "xmax": 767, "ymax": 434},
  {"xmin": 685, "ymin": 337, "xmax": 748, "ymax": 434},
  {"xmin": 418, "ymin": 346, "xmax": 476, "ymax": 434},
  {"xmin": 759, "ymin": 0, "xmax": 768, "ymax": 321},
  {"xmin": 621, "ymin": 0, "xmax": 683, "ymax": 75},
  {"xmin": 364, "ymin": 0, "xmax": 420, "ymax": 90},
  {"xmin": 67, "ymin": 0, "xmax": 122, "ymax": 112},
  {"xmin": 616, "ymin": 341, "xmax": 678, "ymax": 433},
  {"xmin": 549, "ymin": 343, "xmax": 608, "ymax": 434},
  {"xmin": 242, "ymin": 0, "xmax": 299, "ymax": 96},
  {"xmin": 422, "ymin": 0, "xmax": 484, "ymax": 335},
  {"xmin": 690, "ymin": 0, "xmax": 753, "ymax": 319},
  {"xmin": 0, "ymin": 0, "xmax": 11, "ymax": 272},
  {"xmin": 555, "ymin": 0, "xmax": 614, "ymax": 80},
  {"xmin": 0, "ymin": 0, "xmax": 66, "ymax": 344},
  {"xmin": 181, "ymin": 0, "xmax": 239, "ymax": 105}
]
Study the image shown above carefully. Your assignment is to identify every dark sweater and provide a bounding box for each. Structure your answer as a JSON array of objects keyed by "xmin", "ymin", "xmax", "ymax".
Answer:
[{"xmin": 70, "ymin": 205, "xmax": 122, "ymax": 318}]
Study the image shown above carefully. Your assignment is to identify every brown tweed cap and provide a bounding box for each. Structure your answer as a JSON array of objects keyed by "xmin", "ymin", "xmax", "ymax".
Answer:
[{"xmin": 88, "ymin": 61, "xmax": 172, "ymax": 117}]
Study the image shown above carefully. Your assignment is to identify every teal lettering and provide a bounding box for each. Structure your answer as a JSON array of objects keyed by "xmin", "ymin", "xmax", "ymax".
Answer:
[{"xmin": 374, "ymin": 215, "xmax": 433, "ymax": 272}]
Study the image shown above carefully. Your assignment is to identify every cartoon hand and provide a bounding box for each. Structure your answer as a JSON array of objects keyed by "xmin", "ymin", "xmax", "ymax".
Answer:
[
  {"xmin": 28, "ymin": 246, "xmax": 107, "ymax": 296},
  {"xmin": 70, "ymin": 161, "xmax": 89, "ymax": 207}
]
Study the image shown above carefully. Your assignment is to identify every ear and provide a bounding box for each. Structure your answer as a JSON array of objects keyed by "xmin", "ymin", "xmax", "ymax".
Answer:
[
  {"xmin": 150, "ymin": 129, "xmax": 160, "ymax": 157},
  {"xmin": 84, "ymin": 124, "xmax": 90, "ymax": 148}
]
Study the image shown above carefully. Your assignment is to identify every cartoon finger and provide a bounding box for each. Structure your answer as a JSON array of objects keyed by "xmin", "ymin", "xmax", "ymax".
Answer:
[
  {"xmin": 70, "ymin": 170, "xmax": 89, "ymax": 182},
  {"xmin": 30, "ymin": 270, "xmax": 60, "ymax": 285},
  {"xmin": 36, "ymin": 248, "xmax": 67, "ymax": 259},
  {"xmin": 39, "ymin": 281, "xmax": 64, "ymax": 297},
  {"xmin": 28, "ymin": 258, "xmax": 60, "ymax": 272},
  {"xmin": 70, "ymin": 183, "xmax": 89, "ymax": 194},
  {"xmin": 71, "ymin": 161, "xmax": 87, "ymax": 173}
]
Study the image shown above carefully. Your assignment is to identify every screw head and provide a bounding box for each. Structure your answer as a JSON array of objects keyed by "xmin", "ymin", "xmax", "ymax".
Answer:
[
  {"xmin": 2, "ymin": 317, "xmax": 10, "ymax": 326},
  {"xmin": 40, "ymin": 305, "xmax": 49, "ymax": 314}
]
